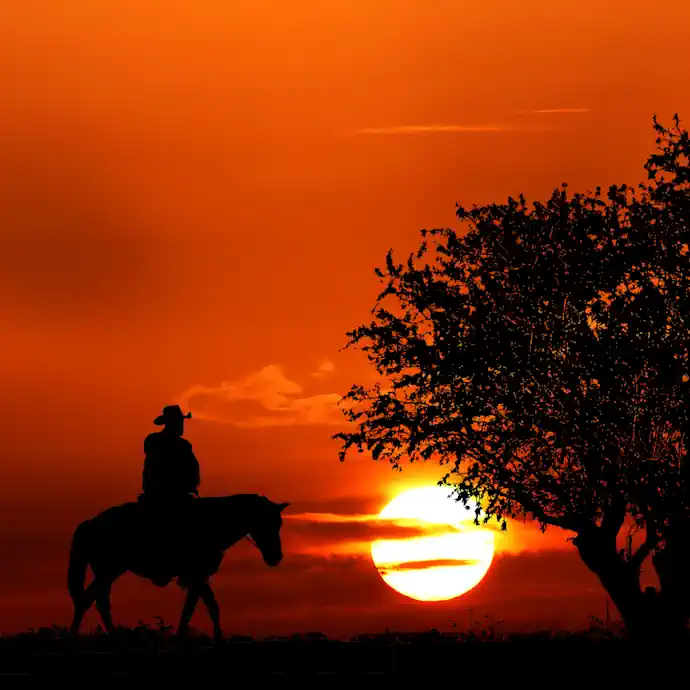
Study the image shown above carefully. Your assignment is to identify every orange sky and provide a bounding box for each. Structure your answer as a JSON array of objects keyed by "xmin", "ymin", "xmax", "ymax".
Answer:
[{"xmin": 1, "ymin": 0, "xmax": 689, "ymax": 637}]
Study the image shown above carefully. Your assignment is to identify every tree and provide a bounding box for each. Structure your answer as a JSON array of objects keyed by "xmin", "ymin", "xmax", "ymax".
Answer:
[{"xmin": 334, "ymin": 115, "xmax": 690, "ymax": 641}]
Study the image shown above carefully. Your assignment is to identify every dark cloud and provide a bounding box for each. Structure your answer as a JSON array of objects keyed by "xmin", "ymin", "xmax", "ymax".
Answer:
[
  {"xmin": 378, "ymin": 559, "xmax": 480, "ymax": 574},
  {"xmin": 284, "ymin": 516, "xmax": 455, "ymax": 544},
  {"xmin": 289, "ymin": 495, "xmax": 385, "ymax": 516},
  {"xmin": 214, "ymin": 552, "xmax": 396, "ymax": 613}
]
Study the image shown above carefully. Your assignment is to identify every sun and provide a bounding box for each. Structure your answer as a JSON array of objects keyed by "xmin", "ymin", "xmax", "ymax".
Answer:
[{"xmin": 371, "ymin": 485, "xmax": 495, "ymax": 602}]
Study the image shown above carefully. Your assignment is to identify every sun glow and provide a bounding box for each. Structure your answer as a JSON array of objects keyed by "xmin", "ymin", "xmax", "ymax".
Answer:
[{"xmin": 371, "ymin": 486, "xmax": 495, "ymax": 602}]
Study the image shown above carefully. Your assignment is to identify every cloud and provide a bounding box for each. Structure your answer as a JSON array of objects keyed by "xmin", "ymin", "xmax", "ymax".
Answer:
[
  {"xmin": 378, "ymin": 558, "xmax": 480, "ymax": 574},
  {"xmin": 282, "ymin": 503, "xmax": 574, "ymax": 559},
  {"xmin": 212, "ymin": 552, "xmax": 397, "ymax": 618},
  {"xmin": 178, "ymin": 364, "xmax": 345, "ymax": 427},
  {"xmin": 350, "ymin": 124, "xmax": 518, "ymax": 135},
  {"xmin": 290, "ymin": 495, "xmax": 385, "ymax": 516},
  {"xmin": 281, "ymin": 509, "xmax": 510, "ymax": 559},
  {"xmin": 310, "ymin": 359, "xmax": 335, "ymax": 379},
  {"xmin": 284, "ymin": 513, "xmax": 460, "ymax": 545},
  {"xmin": 519, "ymin": 108, "xmax": 590, "ymax": 114}
]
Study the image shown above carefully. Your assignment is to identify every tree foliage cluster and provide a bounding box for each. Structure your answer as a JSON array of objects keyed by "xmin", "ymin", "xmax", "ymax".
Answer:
[{"xmin": 334, "ymin": 115, "xmax": 690, "ymax": 637}]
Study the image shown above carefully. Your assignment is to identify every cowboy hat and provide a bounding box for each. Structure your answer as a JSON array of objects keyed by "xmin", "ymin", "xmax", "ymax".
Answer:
[{"xmin": 153, "ymin": 405, "xmax": 192, "ymax": 425}]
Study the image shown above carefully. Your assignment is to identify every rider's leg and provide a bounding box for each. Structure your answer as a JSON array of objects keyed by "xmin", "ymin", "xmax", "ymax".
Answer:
[{"xmin": 147, "ymin": 503, "xmax": 171, "ymax": 575}]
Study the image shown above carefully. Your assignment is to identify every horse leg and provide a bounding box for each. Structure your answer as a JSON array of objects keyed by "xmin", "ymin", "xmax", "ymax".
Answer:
[
  {"xmin": 198, "ymin": 582, "xmax": 223, "ymax": 644},
  {"xmin": 94, "ymin": 577, "xmax": 117, "ymax": 635},
  {"xmin": 177, "ymin": 584, "xmax": 200, "ymax": 639},
  {"xmin": 69, "ymin": 580, "xmax": 100, "ymax": 638}
]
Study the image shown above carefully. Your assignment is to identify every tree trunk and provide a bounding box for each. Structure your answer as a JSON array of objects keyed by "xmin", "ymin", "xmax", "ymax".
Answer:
[
  {"xmin": 573, "ymin": 528, "xmax": 690, "ymax": 642},
  {"xmin": 650, "ymin": 520, "xmax": 690, "ymax": 639}
]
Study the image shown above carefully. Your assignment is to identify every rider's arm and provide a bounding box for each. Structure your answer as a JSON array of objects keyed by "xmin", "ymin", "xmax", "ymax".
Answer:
[
  {"xmin": 142, "ymin": 457, "xmax": 153, "ymax": 494},
  {"xmin": 142, "ymin": 434, "xmax": 155, "ymax": 494},
  {"xmin": 143, "ymin": 434, "xmax": 154, "ymax": 461},
  {"xmin": 185, "ymin": 440, "xmax": 200, "ymax": 494},
  {"xmin": 190, "ymin": 451, "xmax": 200, "ymax": 493}
]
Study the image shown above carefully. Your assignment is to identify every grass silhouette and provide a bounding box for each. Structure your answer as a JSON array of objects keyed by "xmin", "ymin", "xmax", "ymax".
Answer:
[{"xmin": 0, "ymin": 615, "xmax": 686, "ymax": 682}]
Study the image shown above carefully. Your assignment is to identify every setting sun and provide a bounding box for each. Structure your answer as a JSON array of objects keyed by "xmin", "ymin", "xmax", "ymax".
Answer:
[{"xmin": 371, "ymin": 486, "xmax": 495, "ymax": 602}]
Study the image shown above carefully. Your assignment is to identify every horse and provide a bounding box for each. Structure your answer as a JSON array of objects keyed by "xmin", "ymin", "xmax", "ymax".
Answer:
[{"xmin": 67, "ymin": 494, "xmax": 289, "ymax": 643}]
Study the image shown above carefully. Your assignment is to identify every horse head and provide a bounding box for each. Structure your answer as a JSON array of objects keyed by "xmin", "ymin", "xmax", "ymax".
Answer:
[{"xmin": 247, "ymin": 499, "xmax": 289, "ymax": 567}]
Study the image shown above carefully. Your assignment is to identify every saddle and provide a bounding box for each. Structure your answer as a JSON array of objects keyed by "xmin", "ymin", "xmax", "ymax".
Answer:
[
  {"xmin": 136, "ymin": 494, "xmax": 198, "ymax": 535},
  {"xmin": 135, "ymin": 493, "xmax": 198, "ymax": 586}
]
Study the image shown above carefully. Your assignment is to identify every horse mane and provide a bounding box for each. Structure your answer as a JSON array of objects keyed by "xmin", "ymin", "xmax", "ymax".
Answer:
[
  {"xmin": 187, "ymin": 493, "xmax": 277, "ymax": 520},
  {"xmin": 204, "ymin": 493, "xmax": 273, "ymax": 509}
]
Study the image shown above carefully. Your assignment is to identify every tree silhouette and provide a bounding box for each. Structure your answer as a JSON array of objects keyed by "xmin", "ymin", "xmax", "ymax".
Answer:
[{"xmin": 335, "ymin": 114, "xmax": 690, "ymax": 641}]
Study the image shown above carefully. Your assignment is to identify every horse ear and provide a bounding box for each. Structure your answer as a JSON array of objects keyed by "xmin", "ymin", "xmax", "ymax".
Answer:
[{"xmin": 277, "ymin": 502, "xmax": 290, "ymax": 512}]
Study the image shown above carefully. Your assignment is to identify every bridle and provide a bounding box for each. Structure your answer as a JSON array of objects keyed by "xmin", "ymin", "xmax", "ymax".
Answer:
[{"xmin": 244, "ymin": 534, "xmax": 259, "ymax": 549}]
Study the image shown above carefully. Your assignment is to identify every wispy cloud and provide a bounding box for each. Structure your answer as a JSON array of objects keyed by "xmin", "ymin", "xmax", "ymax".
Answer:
[
  {"xmin": 291, "ymin": 496, "xmax": 384, "ymax": 517},
  {"xmin": 519, "ymin": 108, "xmax": 590, "ymax": 114},
  {"xmin": 310, "ymin": 358, "xmax": 336, "ymax": 379},
  {"xmin": 378, "ymin": 558, "xmax": 480, "ymax": 574},
  {"xmin": 286, "ymin": 512, "xmax": 459, "ymax": 543},
  {"xmin": 350, "ymin": 124, "xmax": 517, "ymax": 135},
  {"xmin": 178, "ymin": 364, "xmax": 345, "ymax": 428},
  {"xmin": 284, "ymin": 509, "xmax": 574, "ymax": 557}
]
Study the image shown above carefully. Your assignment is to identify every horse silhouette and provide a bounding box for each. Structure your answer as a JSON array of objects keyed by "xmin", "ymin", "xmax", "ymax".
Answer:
[{"xmin": 67, "ymin": 494, "xmax": 289, "ymax": 643}]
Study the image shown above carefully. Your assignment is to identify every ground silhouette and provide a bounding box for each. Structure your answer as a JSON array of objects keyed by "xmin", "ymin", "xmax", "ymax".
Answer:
[
  {"xmin": 0, "ymin": 625, "xmax": 685, "ymax": 682},
  {"xmin": 335, "ymin": 113, "xmax": 690, "ymax": 641}
]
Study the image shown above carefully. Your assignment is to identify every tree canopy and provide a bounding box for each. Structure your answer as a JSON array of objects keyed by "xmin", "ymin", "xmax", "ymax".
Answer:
[{"xmin": 334, "ymin": 115, "xmax": 690, "ymax": 584}]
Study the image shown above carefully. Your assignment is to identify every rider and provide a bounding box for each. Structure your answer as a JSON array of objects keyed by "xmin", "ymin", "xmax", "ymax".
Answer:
[
  {"xmin": 142, "ymin": 405, "xmax": 200, "ymax": 504},
  {"xmin": 139, "ymin": 405, "xmax": 200, "ymax": 584}
]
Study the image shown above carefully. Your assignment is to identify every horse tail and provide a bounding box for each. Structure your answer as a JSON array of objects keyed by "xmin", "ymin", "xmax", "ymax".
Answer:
[{"xmin": 68, "ymin": 520, "xmax": 92, "ymax": 602}]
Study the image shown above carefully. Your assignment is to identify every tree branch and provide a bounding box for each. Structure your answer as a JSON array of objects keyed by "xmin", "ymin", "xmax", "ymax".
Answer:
[
  {"xmin": 601, "ymin": 493, "xmax": 627, "ymax": 539},
  {"xmin": 516, "ymin": 491, "xmax": 581, "ymax": 533},
  {"xmin": 630, "ymin": 517, "xmax": 658, "ymax": 570},
  {"xmin": 449, "ymin": 427, "xmax": 581, "ymax": 533}
]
